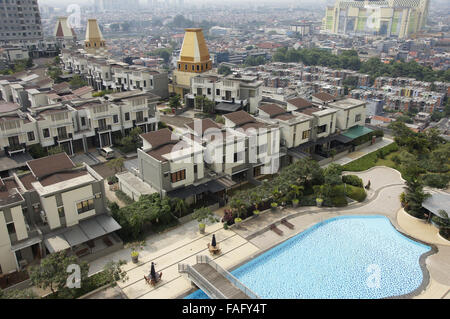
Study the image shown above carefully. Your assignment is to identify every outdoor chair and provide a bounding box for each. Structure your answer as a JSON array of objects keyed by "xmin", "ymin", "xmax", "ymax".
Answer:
[
  {"xmin": 281, "ymin": 218, "xmax": 294, "ymax": 230},
  {"xmin": 270, "ymin": 224, "xmax": 283, "ymax": 236},
  {"xmin": 207, "ymin": 243, "xmax": 221, "ymax": 255},
  {"xmin": 144, "ymin": 273, "xmax": 163, "ymax": 286}
]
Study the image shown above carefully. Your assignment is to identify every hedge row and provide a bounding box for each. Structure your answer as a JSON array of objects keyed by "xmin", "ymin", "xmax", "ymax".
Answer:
[
  {"xmin": 345, "ymin": 184, "xmax": 367, "ymax": 202},
  {"xmin": 342, "ymin": 175, "xmax": 363, "ymax": 187}
]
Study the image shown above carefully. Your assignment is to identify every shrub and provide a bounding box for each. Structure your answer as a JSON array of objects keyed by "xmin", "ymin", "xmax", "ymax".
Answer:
[
  {"xmin": 115, "ymin": 190, "xmax": 134, "ymax": 205},
  {"xmin": 331, "ymin": 196, "xmax": 348, "ymax": 207},
  {"xmin": 440, "ymin": 228, "xmax": 450, "ymax": 241},
  {"xmin": 345, "ymin": 185, "xmax": 367, "ymax": 202},
  {"xmin": 422, "ymin": 173, "xmax": 450, "ymax": 189},
  {"xmin": 342, "ymin": 175, "xmax": 363, "ymax": 187}
]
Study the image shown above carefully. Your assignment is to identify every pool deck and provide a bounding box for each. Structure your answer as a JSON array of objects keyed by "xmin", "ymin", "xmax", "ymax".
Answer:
[{"xmin": 88, "ymin": 166, "xmax": 449, "ymax": 299}]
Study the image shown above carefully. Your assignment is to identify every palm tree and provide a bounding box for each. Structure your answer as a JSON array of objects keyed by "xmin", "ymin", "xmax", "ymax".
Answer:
[{"xmin": 171, "ymin": 198, "xmax": 187, "ymax": 218}]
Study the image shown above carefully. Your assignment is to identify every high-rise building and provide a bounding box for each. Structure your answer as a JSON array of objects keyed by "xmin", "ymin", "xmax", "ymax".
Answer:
[
  {"xmin": 0, "ymin": 0, "xmax": 43, "ymax": 46},
  {"xmin": 169, "ymin": 28, "xmax": 212, "ymax": 97},
  {"xmin": 322, "ymin": 0, "xmax": 430, "ymax": 39}
]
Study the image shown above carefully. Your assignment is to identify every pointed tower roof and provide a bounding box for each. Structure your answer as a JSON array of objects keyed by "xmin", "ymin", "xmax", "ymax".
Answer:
[
  {"xmin": 54, "ymin": 17, "xmax": 76, "ymax": 39},
  {"xmin": 179, "ymin": 28, "xmax": 210, "ymax": 64},
  {"xmin": 85, "ymin": 19, "xmax": 104, "ymax": 42}
]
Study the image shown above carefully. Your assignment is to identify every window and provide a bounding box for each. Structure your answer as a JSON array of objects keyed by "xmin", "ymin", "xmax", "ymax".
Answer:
[
  {"xmin": 58, "ymin": 206, "xmax": 65, "ymax": 218},
  {"xmin": 194, "ymin": 165, "xmax": 198, "ymax": 174},
  {"xmin": 317, "ymin": 125, "xmax": 327, "ymax": 134},
  {"xmin": 27, "ymin": 131, "xmax": 35, "ymax": 141},
  {"xmin": 76, "ymin": 198, "xmax": 95, "ymax": 214},
  {"xmin": 234, "ymin": 152, "xmax": 243, "ymax": 162},
  {"xmin": 7, "ymin": 223, "xmax": 16, "ymax": 235},
  {"xmin": 125, "ymin": 112, "xmax": 130, "ymax": 121},
  {"xmin": 302, "ymin": 130, "xmax": 310, "ymax": 139},
  {"xmin": 216, "ymin": 89, "xmax": 220, "ymax": 95},
  {"xmin": 43, "ymin": 128, "xmax": 50, "ymax": 138},
  {"xmin": 355, "ymin": 114, "xmax": 362, "ymax": 122},
  {"xmin": 113, "ymin": 115, "xmax": 119, "ymax": 123},
  {"xmin": 258, "ymin": 144, "xmax": 268, "ymax": 154},
  {"xmin": 171, "ymin": 170, "xmax": 186, "ymax": 183},
  {"xmin": 207, "ymin": 88, "xmax": 211, "ymax": 95}
]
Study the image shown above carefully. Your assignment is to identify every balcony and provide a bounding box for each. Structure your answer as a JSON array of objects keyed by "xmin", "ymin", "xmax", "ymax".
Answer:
[
  {"xmin": 98, "ymin": 125, "xmax": 111, "ymax": 133},
  {"xmin": 7, "ymin": 144, "xmax": 26, "ymax": 156}
]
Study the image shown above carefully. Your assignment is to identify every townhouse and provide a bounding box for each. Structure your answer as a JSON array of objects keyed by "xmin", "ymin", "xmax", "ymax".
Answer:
[
  {"xmin": 60, "ymin": 50, "xmax": 169, "ymax": 99},
  {"xmin": 189, "ymin": 72, "xmax": 263, "ymax": 114},
  {"xmin": 136, "ymin": 128, "xmax": 210, "ymax": 205},
  {"xmin": 0, "ymin": 153, "xmax": 122, "ymax": 276},
  {"xmin": 0, "ymin": 90, "xmax": 160, "ymax": 158}
]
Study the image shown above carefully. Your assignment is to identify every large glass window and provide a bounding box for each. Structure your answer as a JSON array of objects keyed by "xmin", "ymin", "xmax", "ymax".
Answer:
[
  {"xmin": 76, "ymin": 198, "xmax": 95, "ymax": 214},
  {"xmin": 171, "ymin": 170, "xmax": 186, "ymax": 183}
]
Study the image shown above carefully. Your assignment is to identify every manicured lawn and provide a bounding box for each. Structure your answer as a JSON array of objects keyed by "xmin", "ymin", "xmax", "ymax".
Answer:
[{"xmin": 342, "ymin": 143, "xmax": 400, "ymax": 172}]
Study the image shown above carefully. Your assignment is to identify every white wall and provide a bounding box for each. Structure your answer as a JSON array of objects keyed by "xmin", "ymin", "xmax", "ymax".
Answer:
[{"xmin": 61, "ymin": 185, "xmax": 95, "ymax": 227}]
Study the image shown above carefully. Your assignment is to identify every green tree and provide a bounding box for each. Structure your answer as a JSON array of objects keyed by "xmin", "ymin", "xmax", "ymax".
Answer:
[
  {"xmin": 169, "ymin": 94, "xmax": 182, "ymax": 109},
  {"xmin": 69, "ymin": 75, "xmax": 88, "ymax": 90},
  {"xmin": 106, "ymin": 157, "xmax": 125, "ymax": 174},
  {"xmin": 29, "ymin": 251, "xmax": 89, "ymax": 297},
  {"xmin": 218, "ymin": 65, "xmax": 232, "ymax": 76}
]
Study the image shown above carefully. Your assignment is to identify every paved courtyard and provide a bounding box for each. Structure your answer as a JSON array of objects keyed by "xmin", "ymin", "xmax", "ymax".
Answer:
[{"xmin": 86, "ymin": 166, "xmax": 449, "ymax": 299}]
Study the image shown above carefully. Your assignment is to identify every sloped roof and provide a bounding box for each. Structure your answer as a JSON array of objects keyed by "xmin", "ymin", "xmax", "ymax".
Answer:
[{"xmin": 27, "ymin": 153, "xmax": 75, "ymax": 180}]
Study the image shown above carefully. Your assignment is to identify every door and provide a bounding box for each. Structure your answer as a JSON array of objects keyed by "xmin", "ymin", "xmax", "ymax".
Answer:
[{"xmin": 100, "ymin": 133, "xmax": 111, "ymax": 147}]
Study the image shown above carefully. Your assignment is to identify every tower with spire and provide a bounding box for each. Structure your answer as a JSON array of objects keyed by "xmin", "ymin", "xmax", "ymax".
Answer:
[
  {"xmin": 84, "ymin": 19, "xmax": 107, "ymax": 56},
  {"xmin": 170, "ymin": 28, "xmax": 212, "ymax": 97},
  {"xmin": 54, "ymin": 17, "xmax": 77, "ymax": 48}
]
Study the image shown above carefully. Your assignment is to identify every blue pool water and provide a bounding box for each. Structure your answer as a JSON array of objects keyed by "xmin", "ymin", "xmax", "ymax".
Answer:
[{"xmin": 185, "ymin": 215, "xmax": 430, "ymax": 299}]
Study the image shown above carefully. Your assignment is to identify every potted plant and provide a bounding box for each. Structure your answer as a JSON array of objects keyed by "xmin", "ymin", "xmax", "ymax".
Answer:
[
  {"xmin": 316, "ymin": 198, "xmax": 324, "ymax": 207},
  {"xmin": 107, "ymin": 176, "xmax": 119, "ymax": 191},
  {"xmin": 313, "ymin": 185, "xmax": 324, "ymax": 207},
  {"xmin": 131, "ymin": 251, "xmax": 139, "ymax": 263},
  {"xmin": 192, "ymin": 207, "xmax": 217, "ymax": 234},
  {"xmin": 271, "ymin": 202, "xmax": 278, "ymax": 212},
  {"xmin": 127, "ymin": 241, "xmax": 145, "ymax": 264},
  {"xmin": 292, "ymin": 199, "xmax": 299, "ymax": 208}
]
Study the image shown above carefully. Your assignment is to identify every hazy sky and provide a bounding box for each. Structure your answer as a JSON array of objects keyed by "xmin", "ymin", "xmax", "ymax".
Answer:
[{"xmin": 39, "ymin": 0, "xmax": 334, "ymax": 7}]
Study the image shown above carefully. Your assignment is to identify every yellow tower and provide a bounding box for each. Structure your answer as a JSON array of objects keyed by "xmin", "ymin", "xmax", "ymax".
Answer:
[
  {"xmin": 170, "ymin": 28, "xmax": 212, "ymax": 97},
  {"xmin": 84, "ymin": 19, "xmax": 107, "ymax": 56}
]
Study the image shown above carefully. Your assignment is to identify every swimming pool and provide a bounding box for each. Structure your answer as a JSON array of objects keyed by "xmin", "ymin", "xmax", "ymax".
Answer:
[{"xmin": 185, "ymin": 215, "xmax": 430, "ymax": 299}]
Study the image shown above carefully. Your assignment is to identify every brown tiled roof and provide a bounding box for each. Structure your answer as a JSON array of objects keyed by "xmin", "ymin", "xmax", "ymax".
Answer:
[
  {"xmin": 185, "ymin": 118, "xmax": 222, "ymax": 136},
  {"xmin": 274, "ymin": 114, "xmax": 296, "ymax": 121},
  {"xmin": 141, "ymin": 128, "xmax": 178, "ymax": 149},
  {"xmin": 19, "ymin": 173, "xmax": 37, "ymax": 191},
  {"xmin": 40, "ymin": 170, "xmax": 88, "ymax": 187},
  {"xmin": 313, "ymin": 92, "xmax": 336, "ymax": 102},
  {"xmin": 298, "ymin": 106, "xmax": 321, "ymax": 116},
  {"xmin": 259, "ymin": 104, "xmax": 287, "ymax": 117},
  {"xmin": 27, "ymin": 153, "xmax": 75, "ymax": 179},
  {"xmin": 0, "ymin": 178, "xmax": 23, "ymax": 207},
  {"xmin": 287, "ymin": 97, "xmax": 313, "ymax": 109},
  {"xmin": 146, "ymin": 140, "xmax": 189, "ymax": 162},
  {"xmin": 223, "ymin": 110, "xmax": 255, "ymax": 126}
]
